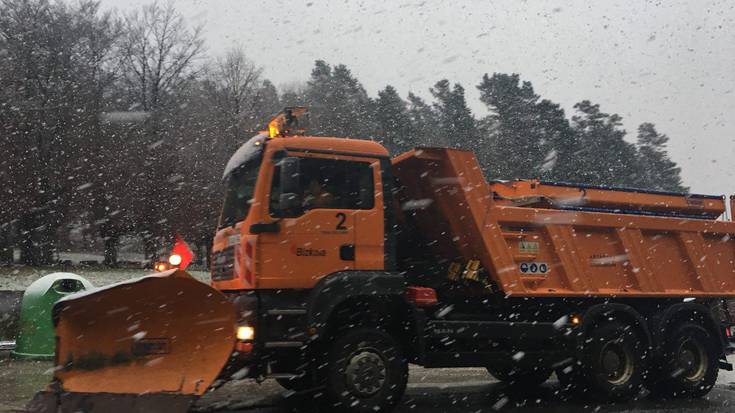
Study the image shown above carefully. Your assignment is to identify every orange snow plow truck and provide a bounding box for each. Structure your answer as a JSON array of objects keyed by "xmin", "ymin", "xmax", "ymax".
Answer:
[{"xmin": 31, "ymin": 108, "xmax": 735, "ymax": 412}]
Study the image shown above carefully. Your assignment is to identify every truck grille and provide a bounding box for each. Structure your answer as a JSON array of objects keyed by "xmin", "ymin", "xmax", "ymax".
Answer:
[{"xmin": 211, "ymin": 245, "xmax": 236, "ymax": 281}]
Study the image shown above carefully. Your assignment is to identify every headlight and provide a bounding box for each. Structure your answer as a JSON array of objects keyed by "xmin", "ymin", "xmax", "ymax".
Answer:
[
  {"xmin": 168, "ymin": 254, "xmax": 182, "ymax": 266},
  {"xmin": 237, "ymin": 325, "xmax": 255, "ymax": 341}
]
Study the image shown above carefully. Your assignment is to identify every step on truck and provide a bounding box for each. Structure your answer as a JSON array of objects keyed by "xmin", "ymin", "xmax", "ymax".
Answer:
[{"xmin": 33, "ymin": 108, "xmax": 735, "ymax": 412}]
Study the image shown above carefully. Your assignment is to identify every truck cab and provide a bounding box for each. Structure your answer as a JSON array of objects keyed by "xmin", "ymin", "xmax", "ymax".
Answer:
[{"xmin": 211, "ymin": 131, "xmax": 394, "ymax": 291}]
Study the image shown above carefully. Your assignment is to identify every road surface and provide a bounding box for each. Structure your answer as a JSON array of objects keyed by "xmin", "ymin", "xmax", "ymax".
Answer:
[
  {"xmin": 193, "ymin": 365, "xmax": 735, "ymax": 413},
  {"xmin": 2, "ymin": 359, "xmax": 733, "ymax": 412}
]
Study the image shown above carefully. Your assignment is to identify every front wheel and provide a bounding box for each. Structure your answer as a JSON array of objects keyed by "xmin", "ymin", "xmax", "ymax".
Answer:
[{"xmin": 325, "ymin": 328, "xmax": 408, "ymax": 412}]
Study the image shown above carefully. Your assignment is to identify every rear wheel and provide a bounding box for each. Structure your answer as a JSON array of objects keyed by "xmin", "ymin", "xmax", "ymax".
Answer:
[
  {"xmin": 648, "ymin": 322, "xmax": 719, "ymax": 399},
  {"xmin": 487, "ymin": 365, "xmax": 552, "ymax": 388},
  {"xmin": 579, "ymin": 321, "xmax": 645, "ymax": 401},
  {"xmin": 325, "ymin": 328, "xmax": 408, "ymax": 412}
]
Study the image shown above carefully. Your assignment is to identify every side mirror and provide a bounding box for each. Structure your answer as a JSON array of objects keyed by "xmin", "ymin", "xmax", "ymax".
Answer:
[
  {"xmin": 280, "ymin": 157, "xmax": 300, "ymax": 194},
  {"xmin": 278, "ymin": 157, "xmax": 302, "ymax": 214}
]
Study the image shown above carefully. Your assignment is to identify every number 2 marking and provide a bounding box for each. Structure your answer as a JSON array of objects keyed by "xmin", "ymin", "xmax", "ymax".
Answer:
[{"xmin": 336, "ymin": 212, "xmax": 347, "ymax": 230}]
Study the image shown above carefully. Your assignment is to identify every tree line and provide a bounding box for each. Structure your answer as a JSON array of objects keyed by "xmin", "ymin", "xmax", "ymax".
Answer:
[{"xmin": 0, "ymin": 0, "xmax": 686, "ymax": 266}]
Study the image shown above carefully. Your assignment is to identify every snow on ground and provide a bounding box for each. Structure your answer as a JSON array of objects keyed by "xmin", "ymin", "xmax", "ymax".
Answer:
[
  {"xmin": 13, "ymin": 250, "xmax": 146, "ymax": 264},
  {"xmin": 0, "ymin": 267, "xmax": 210, "ymax": 291},
  {"xmin": 0, "ymin": 358, "xmax": 50, "ymax": 412},
  {"xmin": 58, "ymin": 251, "xmax": 146, "ymax": 263}
]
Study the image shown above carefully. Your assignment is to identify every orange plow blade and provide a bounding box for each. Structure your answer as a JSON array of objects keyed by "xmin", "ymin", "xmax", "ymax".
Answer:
[{"xmin": 29, "ymin": 270, "xmax": 236, "ymax": 413}]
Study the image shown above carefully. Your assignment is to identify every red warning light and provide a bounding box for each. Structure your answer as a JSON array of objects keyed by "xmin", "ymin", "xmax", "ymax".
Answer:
[{"xmin": 170, "ymin": 234, "xmax": 194, "ymax": 270}]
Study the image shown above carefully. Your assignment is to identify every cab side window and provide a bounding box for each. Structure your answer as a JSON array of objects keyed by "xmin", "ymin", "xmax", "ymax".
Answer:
[{"xmin": 270, "ymin": 157, "xmax": 374, "ymax": 217}]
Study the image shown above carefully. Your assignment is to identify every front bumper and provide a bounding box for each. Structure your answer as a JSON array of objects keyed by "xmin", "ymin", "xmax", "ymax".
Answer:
[{"xmin": 218, "ymin": 291, "xmax": 261, "ymax": 377}]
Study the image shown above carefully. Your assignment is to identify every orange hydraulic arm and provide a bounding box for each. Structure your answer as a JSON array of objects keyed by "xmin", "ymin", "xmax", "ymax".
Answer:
[{"xmin": 490, "ymin": 179, "xmax": 725, "ymax": 219}]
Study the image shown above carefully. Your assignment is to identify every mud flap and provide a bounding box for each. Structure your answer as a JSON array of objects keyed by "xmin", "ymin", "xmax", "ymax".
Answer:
[{"xmin": 30, "ymin": 270, "xmax": 236, "ymax": 413}]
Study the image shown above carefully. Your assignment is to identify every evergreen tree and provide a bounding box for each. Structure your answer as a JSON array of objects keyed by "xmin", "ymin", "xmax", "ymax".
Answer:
[
  {"xmin": 430, "ymin": 80, "xmax": 478, "ymax": 151},
  {"xmin": 476, "ymin": 73, "xmax": 572, "ymax": 180},
  {"xmin": 304, "ymin": 60, "xmax": 334, "ymax": 135},
  {"xmin": 305, "ymin": 60, "xmax": 375, "ymax": 138},
  {"xmin": 406, "ymin": 92, "xmax": 439, "ymax": 147},
  {"xmin": 636, "ymin": 123, "xmax": 687, "ymax": 192},
  {"xmin": 375, "ymin": 85, "xmax": 412, "ymax": 154},
  {"xmin": 254, "ymin": 80, "xmax": 281, "ymax": 124},
  {"xmin": 571, "ymin": 101, "xmax": 640, "ymax": 187},
  {"xmin": 534, "ymin": 99, "xmax": 578, "ymax": 182},
  {"xmin": 279, "ymin": 82, "xmax": 308, "ymax": 107}
]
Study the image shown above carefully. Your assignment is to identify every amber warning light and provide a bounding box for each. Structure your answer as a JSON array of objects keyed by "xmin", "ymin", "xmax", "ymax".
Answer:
[{"xmin": 267, "ymin": 107, "xmax": 309, "ymax": 138}]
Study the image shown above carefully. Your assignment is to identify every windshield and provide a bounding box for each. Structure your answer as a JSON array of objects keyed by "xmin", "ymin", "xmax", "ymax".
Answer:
[{"xmin": 219, "ymin": 160, "xmax": 261, "ymax": 228}]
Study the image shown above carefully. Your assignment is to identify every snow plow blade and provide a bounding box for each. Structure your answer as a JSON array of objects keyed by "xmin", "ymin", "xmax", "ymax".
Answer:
[{"xmin": 28, "ymin": 270, "xmax": 236, "ymax": 413}]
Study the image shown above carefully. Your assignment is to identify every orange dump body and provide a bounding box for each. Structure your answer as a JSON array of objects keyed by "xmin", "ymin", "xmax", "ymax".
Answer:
[{"xmin": 392, "ymin": 148, "xmax": 735, "ymax": 298}]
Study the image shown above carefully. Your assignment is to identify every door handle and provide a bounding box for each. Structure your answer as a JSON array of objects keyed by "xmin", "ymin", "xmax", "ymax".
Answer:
[{"xmin": 340, "ymin": 244, "xmax": 355, "ymax": 261}]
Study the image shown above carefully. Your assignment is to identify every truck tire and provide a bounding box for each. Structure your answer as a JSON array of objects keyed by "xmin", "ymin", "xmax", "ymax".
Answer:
[
  {"xmin": 648, "ymin": 322, "xmax": 719, "ymax": 399},
  {"xmin": 580, "ymin": 321, "xmax": 645, "ymax": 401},
  {"xmin": 487, "ymin": 365, "xmax": 552, "ymax": 388},
  {"xmin": 325, "ymin": 328, "xmax": 408, "ymax": 412}
]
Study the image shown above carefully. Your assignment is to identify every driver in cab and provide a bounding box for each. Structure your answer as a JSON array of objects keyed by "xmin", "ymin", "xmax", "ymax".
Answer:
[{"xmin": 303, "ymin": 177, "xmax": 335, "ymax": 209}]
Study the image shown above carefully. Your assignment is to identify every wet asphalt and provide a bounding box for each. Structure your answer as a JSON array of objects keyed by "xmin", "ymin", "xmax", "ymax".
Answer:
[
  {"xmin": 1, "ymin": 360, "xmax": 734, "ymax": 412},
  {"xmin": 194, "ymin": 366, "xmax": 735, "ymax": 413}
]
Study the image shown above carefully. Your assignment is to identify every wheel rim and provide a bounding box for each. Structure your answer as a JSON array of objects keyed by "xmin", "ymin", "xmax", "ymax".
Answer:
[
  {"xmin": 677, "ymin": 338, "xmax": 707, "ymax": 382},
  {"xmin": 599, "ymin": 340, "xmax": 634, "ymax": 385},
  {"xmin": 344, "ymin": 349, "xmax": 387, "ymax": 397}
]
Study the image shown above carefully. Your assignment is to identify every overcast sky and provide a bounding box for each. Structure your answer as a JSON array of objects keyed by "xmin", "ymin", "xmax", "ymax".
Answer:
[{"xmin": 99, "ymin": 0, "xmax": 735, "ymax": 195}]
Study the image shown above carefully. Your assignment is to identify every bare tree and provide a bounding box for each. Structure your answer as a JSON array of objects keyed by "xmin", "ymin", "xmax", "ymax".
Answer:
[
  {"xmin": 168, "ymin": 48, "xmax": 271, "ymax": 262},
  {"xmin": 110, "ymin": 1, "xmax": 205, "ymax": 262},
  {"xmin": 205, "ymin": 49, "xmax": 262, "ymax": 114},
  {"xmin": 118, "ymin": 1, "xmax": 204, "ymax": 112},
  {"xmin": 0, "ymin": 0, "xmax": 119, "ymax": 264}
]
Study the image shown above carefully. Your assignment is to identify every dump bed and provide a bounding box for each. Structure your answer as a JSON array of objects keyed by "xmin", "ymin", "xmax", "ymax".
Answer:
[{"xmin": 392, "ymin": 148, "xmax": 735, "ymax": 298}]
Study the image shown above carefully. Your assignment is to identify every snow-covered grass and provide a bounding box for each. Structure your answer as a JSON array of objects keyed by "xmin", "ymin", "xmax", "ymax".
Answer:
[
  {"xmin": 13, "ymin": 250, "xmax": 146, "ymax": 265},
  {"xmin": 0, "ymin": 358, "xmax": 51, "ymax": 411},
  {"xmin": 58, "ymin": 251, "xmax": 146, "ymax": 263},
  {"xmin": 0, "ymin": 266, "xmax": 210, "ymax": 291}
]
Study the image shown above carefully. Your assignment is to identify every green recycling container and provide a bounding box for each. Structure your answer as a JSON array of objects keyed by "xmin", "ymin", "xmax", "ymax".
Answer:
[{"xmin": 11, "ymin": 273, "xmax": 94, "ymax": 359}]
